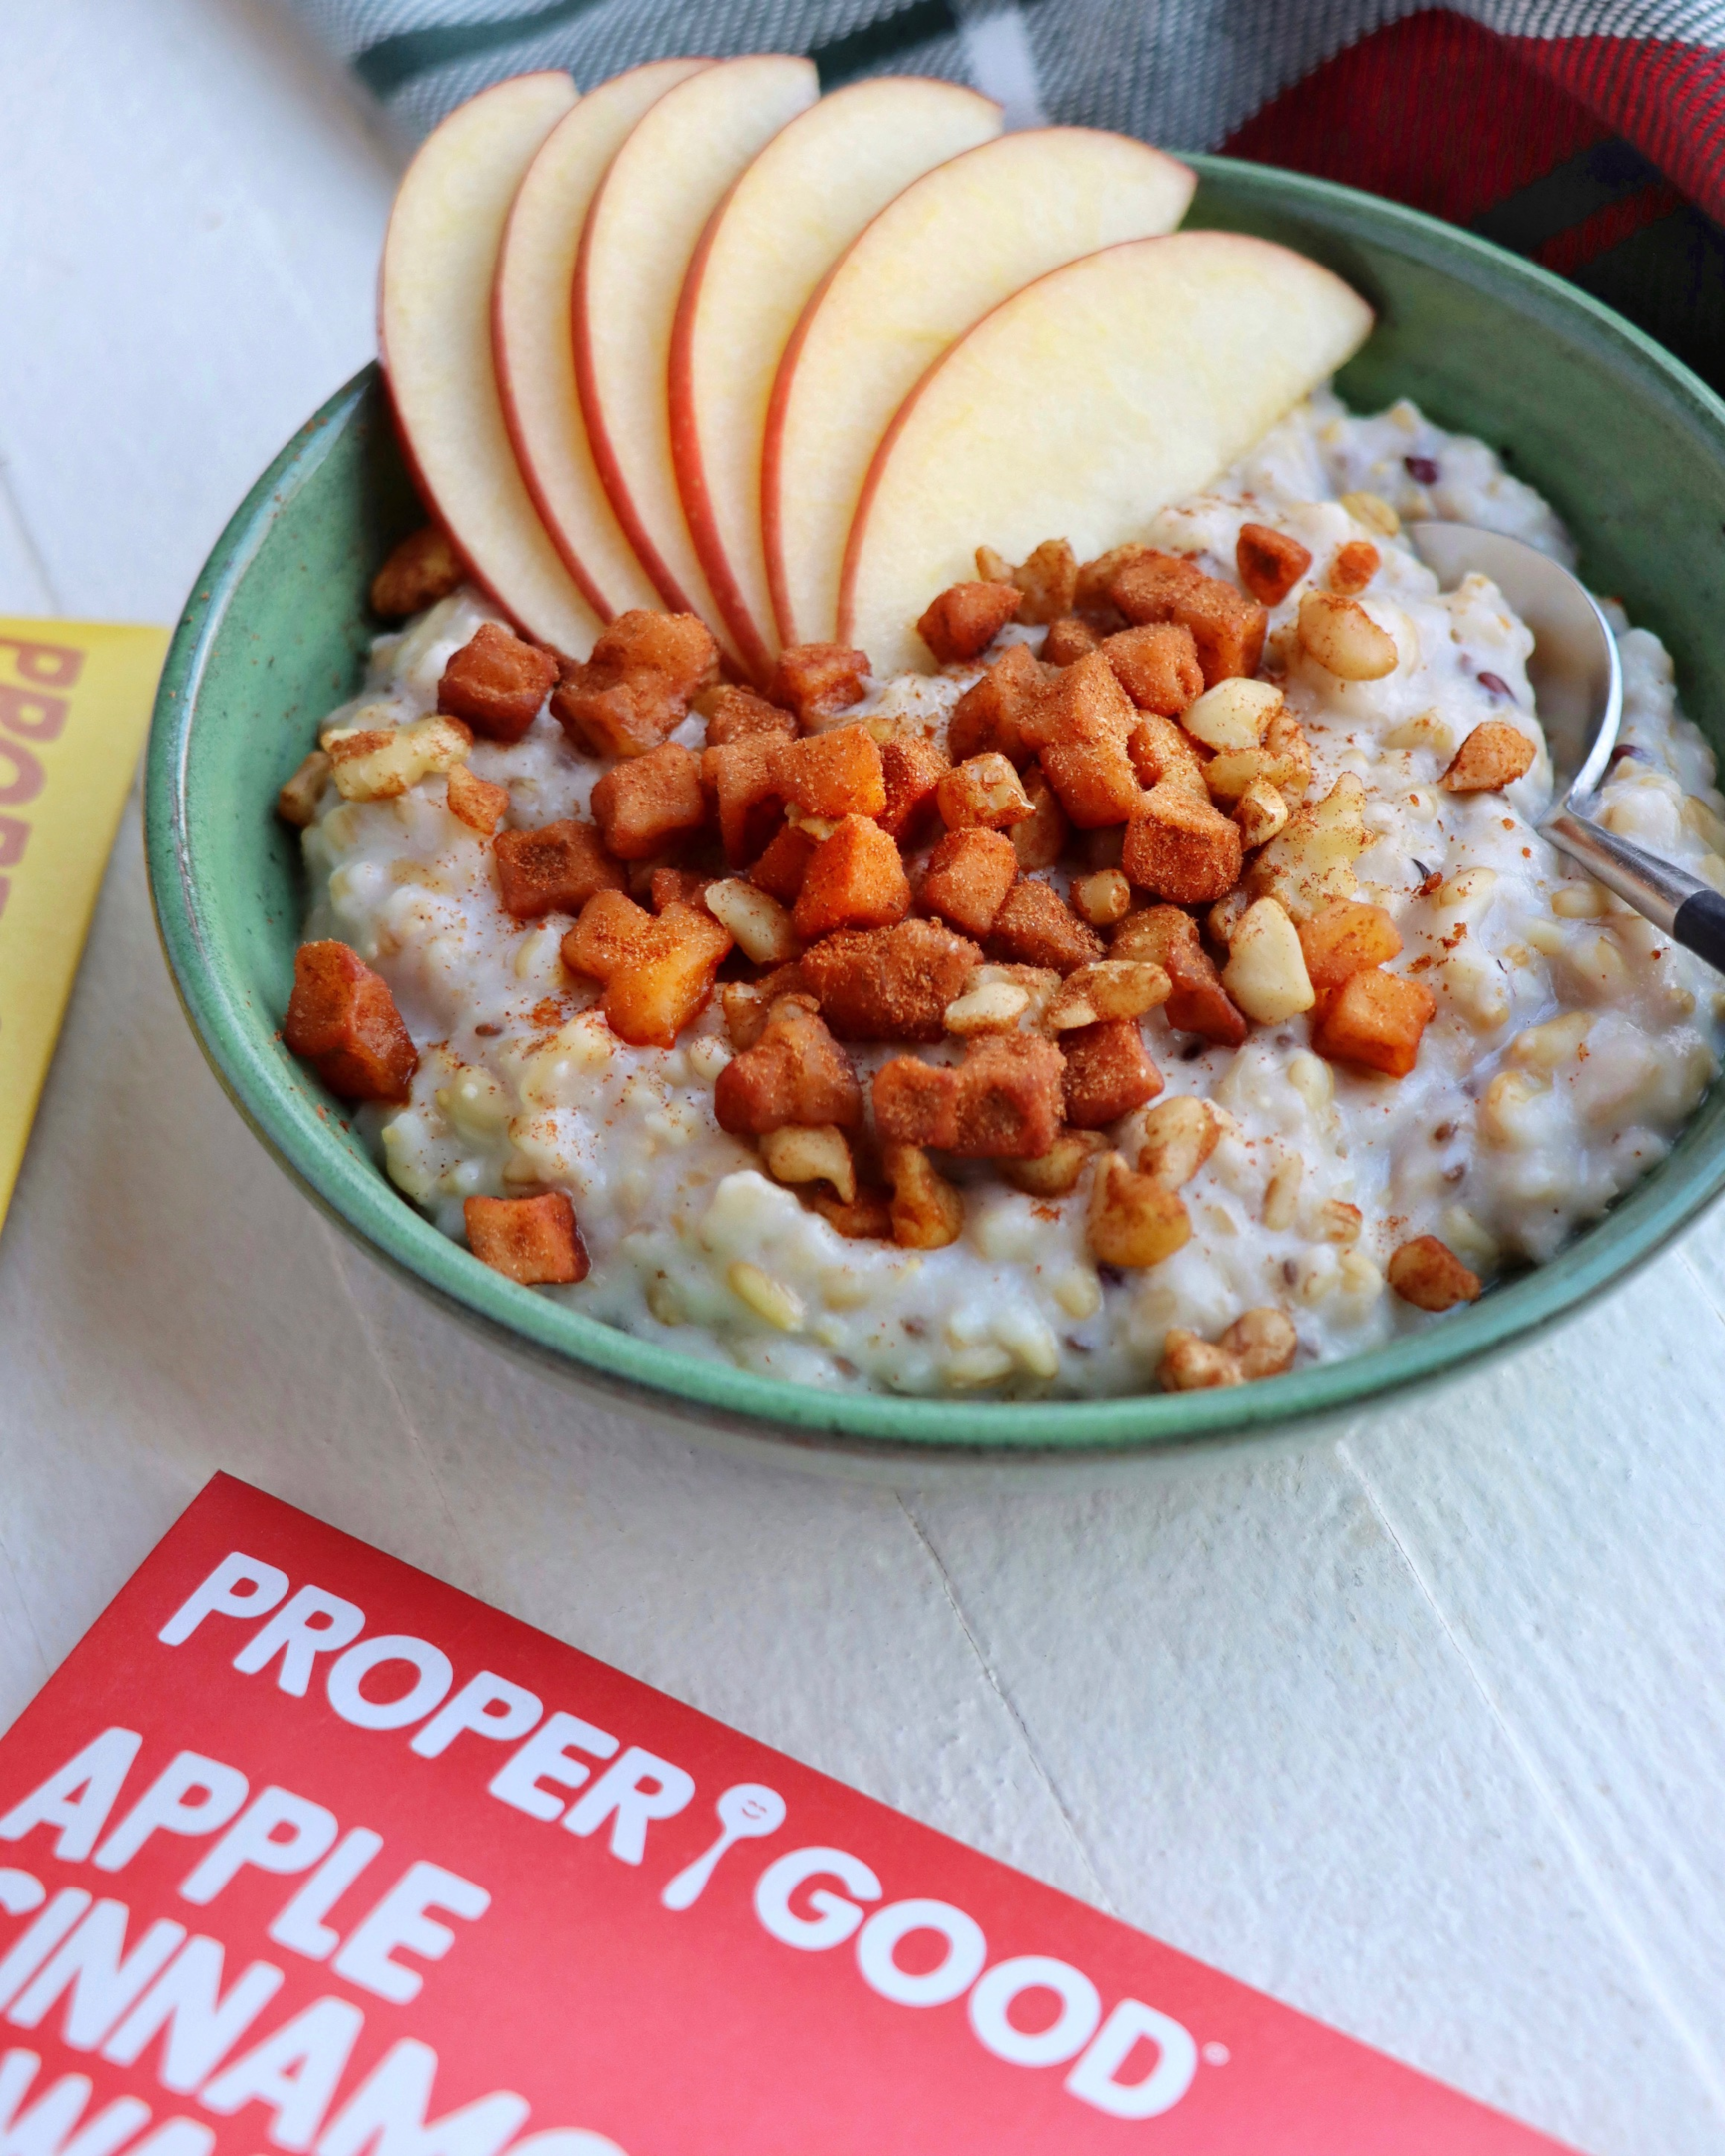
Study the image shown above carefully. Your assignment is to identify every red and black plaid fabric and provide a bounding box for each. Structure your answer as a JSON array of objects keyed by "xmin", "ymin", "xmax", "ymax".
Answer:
[{"xmin": 295, "ymin": 0, "xmax": 1725, "ymax": 392}]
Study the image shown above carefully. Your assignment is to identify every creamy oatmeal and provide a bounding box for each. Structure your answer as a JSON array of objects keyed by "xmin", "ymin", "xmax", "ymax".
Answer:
[{"xmin": 282, "ymin": 395, "xmax": 1725, "ymax": 1398}]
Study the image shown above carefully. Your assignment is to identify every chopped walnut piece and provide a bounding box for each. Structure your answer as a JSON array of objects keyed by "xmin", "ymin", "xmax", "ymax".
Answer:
[
  {"xmin": 494, "ymin": 819, "xmax": 625, "ymax": 920},
  {"xmin": 759, "ymin": 1123, "xmax": 857, "ymax": 1203},
  {"xmin": 1297, "ymin": 590, "xmax": 1397, "ymax": 680},
  {"xmin": 1125, "ymin": 712, "xmax": 1209, "ymax": 798},
  {"xmin": 715, "ymin": 1027, "xmax": 841, "ymax": 1156},
  {"xmin": 464, "ymin": 1192, "xmax": 588, "ymax": 1286},
  {"xmin": 1387, "ymin": 1235, "xmax": 1482, "ymax": 1311},
  {"xmin": 467, "ymin": 1197, "xmax": 587, "ymax": 1293},
  {"xmin": 875, "ymin": 737, "xmax": 947, "ymax": 845},
  {"xmin": 917, "ymin": 581, "xmax": 1022, "ymax": 665},
  {"xmin": 1203, "ymin": 704, "xmax": 1314, "ymax": 806},
  {"xmin": 1444, "ymin": 721, "xmax": 1536, "ymax": 792},
  {"xmin": 371, "ymin": 526, "xmax": 464, "ymax": 619},
  {"xmin": 1000, "ymin": 1128, "xmax": 1106, "ymax": 1197},
  {"xmin": 1181, "ymin": 677, "xmax": 1280, "ymax": 753},
  {"xmin": 720, "ymin": 967, "xmax": 807, "ymax": 1050},
  {"xmin": 802, "ymin": 919, "xmax": 980, "ymax": 1042},
  {"xmin": 446, "ymin": 760, "xmax": 508, "ymax": 836},
  {"xmin": 808, "ymin": 1186, "xmax": 895, "ymax": 1240},
  {"xmin": 1312, "ymin": 968, "xmax": 1437, "ymax": 1078},
  {"xmin": 1112, "ymin": 906, "xmax": 1247, "ymax": 1046},
  {"xmin": 769, "ymin": 642, "xmax": 869, "ymax": 724},
  {"xmin": 1235, "ymin": 523, "xmax": 1311, "ymax": 607},
  {"xmin": 1138, "ymin": 1096, "xmax": 1224, "ymax": 1189},
  {"xmin": 285, "ymin": 940, "xmax": 418, "ymax": 1102},
  {"xmin": 1062, "ymin": 1018, "xmax": 1163, "ymax": 1127},
  {"xmin": 1221, "ymin": 897, "xmax": 1315, "ymax": 1023},
  {"xmin": 327, "ymin": 715, "xmax": 472, "ymax": 803},
  {"xmin": 1298, "ymin": 900, "xmax": 1403, "ymax": 1000},
  {"xmin": 603, "ymin": 903, "xmax": 732, "ymax": 1048},
  {"xmin": 1041, "ymin": 615, "xmax": 1100, "ymax": 666},
  {"xmin": 777, "ymin": 722, "xmax": 886, "ymax": 819},
  {"xmin": 561, "ymin": 888, "xmax": 655, "ymax": 981},
  {"xmin": 1088, "ymin": 1152, "xmax": 1190, "ymax": 1268},
  {"xmin": 1234, "ymin": 780, "xmax": 1289, "ymax": 848},
  {"xmin": 438, "ymin": 623, "xmax": 558, "ymax": 743},
  {"xmin": 937, "ymin": 752, "xmax": 1033, "ymax": 832},
  {"xmin": 278, "ymin": 749, "xmax": 331, "ymax": 828},
  {"xmin": 792, "ymin": 814, "xmax": 911, "ymax": 940},
  {"xmin": 948, "ymin": 643, "xmax": 1046, "ymax": 765},
  {"xmin": 703, "ymin": 684, "xmax": 798, "ymax": 746},
  {"xmin": 1218, "ymin": 1307, "xmax": 1298, "ymax": 1377},
  {"xmin": 1009, "ymin": 767, "xmax": 1069, "ymax": 870},
  {"xmin": 1123, "ymin": 783, "xmax": 1244, "ymax": 903},
  {"xmin": 552, "ymin": 665, "xmax": 685, "ymax": 759},
  {"xmin": 1110, "ymin": 552, "xmax": 1266, "ymax": 685},
  {"xmin": 705, "ymin": 878, "xmax": 800, "ymax": 965},
  {"xmin": 702, "ymin": 736, "xmax": 786, "ymax": 864},
  {"xmin": 884, "ymin": 1144, "xmax": 964, "ymax": 1248},
  {"xmin": 1100, "ymin": 623, "xmax": 1204, "ymax": 716},
  {"xmin": 590, "ymin": 742, "xmax": 707, "ymax": 861},
  {"xmin": 749, "ymin": 822, "xmax": 817, "ymax": 903},
  {"xmin": 1246, "ymin": 772, "xmax": 1369, "ymax": 918},
  {"xmin": 976, "ymin": 538, "xmax": 1078, "ymax": 624},
  {"xmin": 920, "ymin": 827, "xmax": 1019, "ymax": 937},
  {"xmin": 943, "ymin": 970, "xmax": 1036, "ymax": 1036},
  {"xmin": 989, "ymin": 878, "xmax": 1104, "ymax": 974},
  {"xmin": 1328, "ymin": 540, "xmax": 1380, "ymax": 595},
  {"xmin": 1040, "ymin": 731, "xmax": 1147, "ymax": 829},
  {"xmin": 1157, "ymin": 1330, "xmax": 1243, "ymax": 1390},
  {"xmin": 1046, "ymin": 959, "xmax": 1171, "ymax": 1031},
  {"xmin": 1072, "ymin": 867, "xmax": 1132, "ymax": 927},
  {"xmin": 1017, "ymin": 650, "xmax": 1137, "ymax": 755}
]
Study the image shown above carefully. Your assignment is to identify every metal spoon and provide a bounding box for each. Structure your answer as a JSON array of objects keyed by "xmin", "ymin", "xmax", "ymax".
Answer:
[{"xmin": 1407, "ymin": 521, "xmax": 1725, "ymax": 971}]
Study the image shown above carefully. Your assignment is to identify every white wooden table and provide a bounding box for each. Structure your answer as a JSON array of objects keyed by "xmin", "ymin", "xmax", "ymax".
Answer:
[{"xmin": 3, "ymin": 8, "xmax": 1723, "ymax": 2149}]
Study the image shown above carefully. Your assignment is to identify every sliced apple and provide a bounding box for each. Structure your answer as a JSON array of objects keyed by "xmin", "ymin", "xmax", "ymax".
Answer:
[
  {"xmin": 496, "ymin": 58, "xmax": 710, "ymax": 623},
  {"xmin": 763, "ymin": 127, "xmax": 1196, "ymax": 650},
  {"xmin": 839, "ymin": 232, "xmax": 1373, "ymax": 676},
  {"xmin": 670, "ymin": 77, "xmax": 1002, "ymax": 682},
  {"xmin": 380, "ymin": 72, "xmax": 600, "ymax": 658},
  {"xmin": 575, "ymin": 55, "xmax": 818, "ymax": 666}
]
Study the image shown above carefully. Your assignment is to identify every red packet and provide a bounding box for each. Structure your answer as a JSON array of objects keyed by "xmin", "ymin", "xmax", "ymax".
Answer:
[{"xmin": 0, "ymin": 1475, "xmax": 1576, "ymax": 2155}]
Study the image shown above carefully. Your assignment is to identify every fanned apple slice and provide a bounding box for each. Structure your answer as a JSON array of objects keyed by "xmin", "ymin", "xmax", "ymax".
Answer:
[
  {"xmin": 839, "ymin": 232, "xmax": 1374, "ymax": 675},
  {"xmin": 496, "ymin": 57, "xmax": 711, "ymax": 622},
  {"xmin": 670, "ymin": 76, "xmax": 1002, "ymax": 682},
  {"xmin": 764, "ymin": 127, "xmax": 1195, "ymax": 650},
  {"xmin": 381, "ymin": 72, "xmax": 600, "ymax": 657},
  {"xmin": 576, "ymin": 55, "xmax": 818, "ymax": 664}
]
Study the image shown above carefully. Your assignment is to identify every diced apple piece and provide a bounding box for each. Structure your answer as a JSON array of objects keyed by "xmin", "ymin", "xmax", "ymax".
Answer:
[
  {"xmin": 380, "ymin": 73, "xmax": 601, "ymax": 657},
  {"xmin": 842, "ymin": 233, "xmax": 1373, "ymax": 675},
  {"xmin": 495, "ymin": 60, "xmax": 709, "ymax": 622},
  {"xmin": 765, "ymin": 128, "xmax": 1195, "ymax": 648},
  {"xmin": 575, "ymin": 56, "xmax": 818, "ymax": 667},
  {"xmin": 671, "ymin": 76, "xmax": 1000, "ymax": 682}
]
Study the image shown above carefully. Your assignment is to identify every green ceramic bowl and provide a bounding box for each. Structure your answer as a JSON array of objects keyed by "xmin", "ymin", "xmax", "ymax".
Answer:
[{"xmin": 146, "ymin": 154, "xmax": 1725, "ymax": 1466}]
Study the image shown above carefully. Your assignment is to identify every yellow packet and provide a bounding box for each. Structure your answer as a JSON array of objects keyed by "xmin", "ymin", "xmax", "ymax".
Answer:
[{"xmin": 0, "ymin": 619, "xmax": 169, "ymax": 1232}]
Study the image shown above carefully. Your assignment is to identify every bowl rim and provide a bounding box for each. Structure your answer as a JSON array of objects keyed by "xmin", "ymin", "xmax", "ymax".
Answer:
[{"xmin": 145, "ymin": 151, "xmax": 1725, "ymax": 1462}]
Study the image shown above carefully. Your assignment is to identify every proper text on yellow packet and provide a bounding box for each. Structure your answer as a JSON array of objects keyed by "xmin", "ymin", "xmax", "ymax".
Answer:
[{"xmin": 0, "ymin": 619, "xmax": 168, "ymax": 1232}]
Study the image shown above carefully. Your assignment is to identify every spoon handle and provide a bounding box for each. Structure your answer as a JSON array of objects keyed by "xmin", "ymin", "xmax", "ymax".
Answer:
[{"xmin": 1543, "ymin": 808, "xmax": 1725, "ymax": 974}]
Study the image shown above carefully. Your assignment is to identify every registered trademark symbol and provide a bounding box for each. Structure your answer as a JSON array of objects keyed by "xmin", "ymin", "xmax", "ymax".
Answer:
[{"xmin": 1201, "ymin": 2041, "xmax": 1230, "ymax": 2066}]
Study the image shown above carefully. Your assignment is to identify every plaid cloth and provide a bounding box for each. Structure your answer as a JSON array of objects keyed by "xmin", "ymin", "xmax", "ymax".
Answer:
[{"xmin": 289, "ymin": 0, "xmax": 1725, "ymax": 390}]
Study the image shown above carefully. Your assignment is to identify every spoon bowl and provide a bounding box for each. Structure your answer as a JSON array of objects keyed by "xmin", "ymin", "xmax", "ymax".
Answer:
[{"xmin": 1407, "ymin": 521, "xmax": 1725, "ymax": 971}]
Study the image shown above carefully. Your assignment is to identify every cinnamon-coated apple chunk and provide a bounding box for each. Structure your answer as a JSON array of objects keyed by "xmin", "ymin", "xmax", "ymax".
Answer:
[{"xmin": 464, "ymin": 1193, "xmax": 589, "ymax": 1285}]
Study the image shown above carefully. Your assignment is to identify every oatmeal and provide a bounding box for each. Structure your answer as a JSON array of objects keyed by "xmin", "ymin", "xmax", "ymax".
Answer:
[{"xmin": 282, "ymin": 394, "xmax": 1724, "ymax": 1398}]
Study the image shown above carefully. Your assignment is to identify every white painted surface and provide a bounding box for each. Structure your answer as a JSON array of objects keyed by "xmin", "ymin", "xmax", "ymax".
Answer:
[{"xmin": 1, "ymin": 7, "xmax": 1722, "ymax": 2149}]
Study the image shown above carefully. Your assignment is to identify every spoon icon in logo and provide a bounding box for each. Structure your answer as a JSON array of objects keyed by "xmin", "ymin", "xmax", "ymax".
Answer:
[{"xmin": 661, "ymin": 1783, "xmax": 787, "ymax": 1911}]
